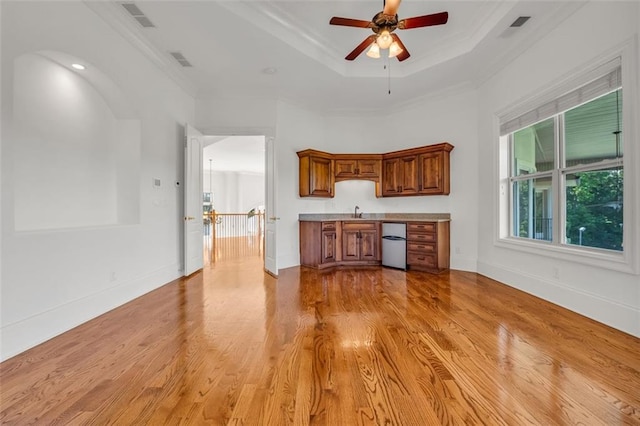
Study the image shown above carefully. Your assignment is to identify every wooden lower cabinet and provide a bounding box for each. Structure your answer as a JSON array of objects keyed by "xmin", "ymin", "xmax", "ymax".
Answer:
[
  {"xmin": 320, "ymin": 222, "xmax": 339, "ymax": 264},
  {"xmin": 300, "ymin": 221, "xmax": 340, "ymax": 268},
  {"xmin": 299, "ymin": 220, "xmax": 381, "ymax": 268},
  {"xmin": 406, "ymin": 221, "xmax": 450, "ymax": 273},
  {"xmin": 300, "ymin": 219, "xmax": 448, "ymax": 272},
  {"xmin": 341, "ymin": 222, "xmax": 379, "ymax": 263}
]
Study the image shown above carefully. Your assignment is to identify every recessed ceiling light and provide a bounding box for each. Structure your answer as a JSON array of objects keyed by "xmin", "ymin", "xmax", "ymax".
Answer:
[
  {"xmin": 71, "ymin": 63, "xmax": 86, "ymax": 70},
  {"xmin": 262, "ymin": 67, "xmax": 277, "ymax": 75}
]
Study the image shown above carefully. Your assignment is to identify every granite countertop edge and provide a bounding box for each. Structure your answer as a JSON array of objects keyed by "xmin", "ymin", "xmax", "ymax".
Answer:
[{"xmin": 298, "ymin": 213, "xmax": 451, "ymax": 222}]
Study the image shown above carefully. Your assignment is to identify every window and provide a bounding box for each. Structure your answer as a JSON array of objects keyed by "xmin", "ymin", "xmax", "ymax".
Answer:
[{"xmin": 501, "ymin": 63, "xmax": 624, "ymax": 253}]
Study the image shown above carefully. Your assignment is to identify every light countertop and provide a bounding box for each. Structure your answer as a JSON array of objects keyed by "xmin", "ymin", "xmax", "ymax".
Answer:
[{"xmin": 298, "ymin": 213, "xmax": 450, "ymax": 222}]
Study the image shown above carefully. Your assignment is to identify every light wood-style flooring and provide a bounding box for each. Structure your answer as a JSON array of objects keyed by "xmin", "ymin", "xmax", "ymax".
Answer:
[{"xmin": 1, "ymin": 241, "xmax": 639, "ymax": 424}]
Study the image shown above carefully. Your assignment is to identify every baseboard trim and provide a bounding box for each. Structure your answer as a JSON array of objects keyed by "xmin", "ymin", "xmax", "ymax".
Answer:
[
  {"xmin": 477, "ymin": 260, "xmax": 639, "ymax": 338},
  {"xmin": 1, "ymin": 263, "xmax": 182, "ymax": 361},
  {"xmin": 450, "ymin": 256, "xmax": 477, "ymax": 272}
]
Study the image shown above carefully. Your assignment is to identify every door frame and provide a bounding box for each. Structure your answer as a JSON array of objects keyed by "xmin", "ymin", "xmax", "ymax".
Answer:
[{"xmin": 198, "ymin": 127, "xmax": 277, "ymax": 276}]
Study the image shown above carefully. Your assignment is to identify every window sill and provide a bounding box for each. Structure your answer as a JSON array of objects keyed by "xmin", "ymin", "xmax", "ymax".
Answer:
[{"xmin": 495, "ymin": 237, "xmax": 638, "ymax": 275}]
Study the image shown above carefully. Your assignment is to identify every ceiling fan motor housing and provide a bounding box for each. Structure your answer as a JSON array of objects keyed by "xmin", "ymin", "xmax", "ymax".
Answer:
[{"xmin": 372, "ymin": 12, "xmax": 398, "ymax": 33}]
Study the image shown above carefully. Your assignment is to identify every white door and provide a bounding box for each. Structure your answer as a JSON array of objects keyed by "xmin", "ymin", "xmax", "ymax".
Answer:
[
  {"xmin": 264, "ymin": 136, "xmax": 278, "ymax": 276},
  {"xmin": 184, "ymin": 124, "xmax": 204, "ymax": 276}
]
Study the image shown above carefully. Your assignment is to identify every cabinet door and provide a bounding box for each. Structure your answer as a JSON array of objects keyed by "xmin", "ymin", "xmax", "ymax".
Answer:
[
  {"xmin": 321, "ymin": 231, "xmax": 337, "ymax": 263},
  {"xmin": 341, "ymin": 230, "xmax": 360, "ymax": 261},
  {"xmin": 419, "ymin": 151, "xmax": 444, "ymax": 194},
  {"xmin": 334, "ymin": 159, "xmax": 358, "ymax": 179},
  {"xmin": 310, "ymin": 156, "xmax": 333, "ymax": 197},
  {"xmin": 382, "ymin": 158, "xmax": 401, "ymax": 196},
  {"xmin": 400, "ymin": 156, "xmax": 419, "ymax": 194},
  {"xmin": 359, "ymin": 229, "xmax": 378, "ymax": 260},
  {"xmin": 357, "ymin": 159, "xmax": 380, "ymax": 179}
]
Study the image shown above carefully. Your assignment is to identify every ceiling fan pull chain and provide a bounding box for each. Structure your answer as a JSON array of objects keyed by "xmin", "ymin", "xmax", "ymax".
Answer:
[{"xmin": 387, "ymin": 59, "xmax": 391, "ymax": 94}]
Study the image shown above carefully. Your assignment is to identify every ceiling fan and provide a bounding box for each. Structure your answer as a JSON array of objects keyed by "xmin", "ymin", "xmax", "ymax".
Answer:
[{"xmin": 329, "ymin": 0, "xmax": 448, "ymax": 62}]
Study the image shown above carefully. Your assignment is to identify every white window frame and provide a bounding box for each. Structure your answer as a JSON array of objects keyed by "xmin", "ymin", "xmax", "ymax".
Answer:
[{"xmin": 495, "ymin": 42, "xmax": 638, "ymax": 274}]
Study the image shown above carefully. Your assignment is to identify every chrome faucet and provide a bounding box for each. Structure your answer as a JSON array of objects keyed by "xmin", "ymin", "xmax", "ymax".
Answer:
[{"xmin": 354, "ymin": 205, "xmax": 360, "ymax": 218}]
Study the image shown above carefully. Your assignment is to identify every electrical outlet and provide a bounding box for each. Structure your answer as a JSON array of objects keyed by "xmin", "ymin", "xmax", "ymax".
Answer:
[
  {"xmin": 110, "ymin": 271, "xmax": 117, "ymax": 282},
  {"xmin": 552, "ymin": 267, "xmax": 560, "ymax": 279},
  {"xmin": 455, "ymin": 247, "xmax": 461, "ymax": 255}
]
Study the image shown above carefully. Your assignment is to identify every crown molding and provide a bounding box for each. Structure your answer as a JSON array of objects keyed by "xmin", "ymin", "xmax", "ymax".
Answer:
[
  {"xmin": 84, "ymin": 0, "xmax": 197, "ymax": 97},
  {"xmin": 218, "ymin": 1, "xmax": 348, "ymax": 76}
]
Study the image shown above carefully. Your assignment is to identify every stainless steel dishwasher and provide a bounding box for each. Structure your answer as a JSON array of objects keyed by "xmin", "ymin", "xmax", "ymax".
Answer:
[{"xmin": 381, "ymin": 222, "xmax": 407, "ymax": 270}]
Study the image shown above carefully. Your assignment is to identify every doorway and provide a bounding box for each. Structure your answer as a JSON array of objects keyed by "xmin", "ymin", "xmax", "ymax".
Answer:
[{"xmin": 202, "ymin": 135, "xmax": 266, "ymax": 264}]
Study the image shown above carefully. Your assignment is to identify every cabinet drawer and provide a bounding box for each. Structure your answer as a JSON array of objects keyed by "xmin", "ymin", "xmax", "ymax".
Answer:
[
  {"xmin": 342, "ymin": 222, "xmax": 376, "ymax": 230},
  {"xmin": 322, "ymin": 221, "xmax": 336, "ymax": 231},
  {"xmin": 407, "ymin": 252, "xmax": 437, "ymax": 268},
  {"xmin": 408, "ymin": 242, "xmax": 436, "ymax": 253},
  {"xmin": 407, "ymin": 222, "xmax": 436, "ymax": 233},
  {"xmin": 407, "ymin": 232, "xmax": 437, "ymax": 243}
]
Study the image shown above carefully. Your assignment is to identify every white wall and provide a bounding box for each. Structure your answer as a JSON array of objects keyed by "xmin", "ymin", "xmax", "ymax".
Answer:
[
  {"xmin": 13, "ymin": 53, "xmax": 140, "ymax": 231},
  {"xmin": 195, "ymin": 98, "xmax": 277, "ymax": 136},
  {"xmin": 476, "ymin": 2, "xmax": 640, "ymax": 337},
  {"xmin": 205, "ymin": 170, "xmax": 264, "ymax": 213},
  {"xmin": 274, "ymin": 100, "xmax": 327, "ymax": 268},
  {"xmin": 1, "ymin": 2, "xmax": 195, "ymax": 360}
]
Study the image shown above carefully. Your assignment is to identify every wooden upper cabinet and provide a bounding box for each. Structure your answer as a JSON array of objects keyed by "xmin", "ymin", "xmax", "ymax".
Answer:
[
  {"xmin": 419, "ymin": 151, "xmax": 447, "ymax": 194},
  {"xmin": 298, "ymin": 143, "xmax": 453, "ymax": 198},
  {"xmin": 334, "ymin": 159, "xmax": 358, "ymax": 178},
  {"xmin": 382, "ymin": 143, "xmax": 453, "ymax": 197},
  {"xmin": 334, "ymin": 155, "xmax": 381, "ymax": 181},
  {"xmin": 400, "ymin": 156, "xmax": 419, "ymax": 194},
  {"xmin": 381, "ymin": 158, "xmax": 401, "ymax": 195},
  {"xmin": 382, "ymin": 155, "xmax": 419, "ymax": 196},
  {"xmin": 297, "ymin": 150, "xmax": 334, "ymax": 198}
]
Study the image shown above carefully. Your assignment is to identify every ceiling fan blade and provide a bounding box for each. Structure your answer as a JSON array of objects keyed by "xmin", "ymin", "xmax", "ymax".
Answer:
[
  {"xmin": 383, "ymin": 0, "xmax": 401, "ymax": 16},
  {"xmin": 345, "ymin": 35, "xmax": 377, "ymax": 61},
  {"xmin": 391, "ymin": 33, "xmax": 410, "ymax": 61},
  {"xmin": 398, "ymin": 11, "xmax": 448, "ymax": 29},
  {"xmin": 330, "ymin": 17, "xmax": 374, "ymax": 28}
]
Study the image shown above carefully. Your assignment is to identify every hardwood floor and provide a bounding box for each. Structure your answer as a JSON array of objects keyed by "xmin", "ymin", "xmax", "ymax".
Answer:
[{"xmin": 1, "ymin": 250, "xmax": 639, "ymax": 424}]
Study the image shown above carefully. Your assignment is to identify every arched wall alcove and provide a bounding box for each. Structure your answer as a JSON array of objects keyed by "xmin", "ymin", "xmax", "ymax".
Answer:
[{"xmin": 12, "ymin": 51, "xmax": 141, "ymax": 231}]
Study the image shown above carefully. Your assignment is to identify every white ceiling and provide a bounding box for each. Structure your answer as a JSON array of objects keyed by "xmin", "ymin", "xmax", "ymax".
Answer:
[{"xmin": 90, "ymin": 0, "xmax": 586, "ymax": 114}]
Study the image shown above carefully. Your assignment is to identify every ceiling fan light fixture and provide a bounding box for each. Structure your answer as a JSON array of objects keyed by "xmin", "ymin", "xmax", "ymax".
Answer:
[
  {"xmin": 366, "ymin": 42, "xmax": 381, "ymax": 58},
  {"xmin": 388, "ymin": 41, "xmax": 403, "ymax": 58},
  {"xmin": 377, "ymin": 29, "xmax": 393, "ymax": 49}
]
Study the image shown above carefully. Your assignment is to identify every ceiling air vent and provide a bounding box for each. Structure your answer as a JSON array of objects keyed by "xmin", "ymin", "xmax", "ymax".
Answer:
[
  {"xmin": 120, "ymin": 2, "xmax": 156, "ymax": 28},
  {"xmin": 499, "ymin": 16, "xmax": 531, "ymax": 38},
  {"xmin": 510, "ymin": 16, "xmax": 531, "ymax": 28},
  {"xmin": 169, "ymin": 51, "xmax": 193, "ymax": 67}
]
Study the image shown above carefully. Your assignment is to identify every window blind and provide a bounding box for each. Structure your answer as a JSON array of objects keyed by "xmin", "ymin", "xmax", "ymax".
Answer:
[{"xmin": 500, "ymin": 63, "xmax": 622, "ymax": 136}]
